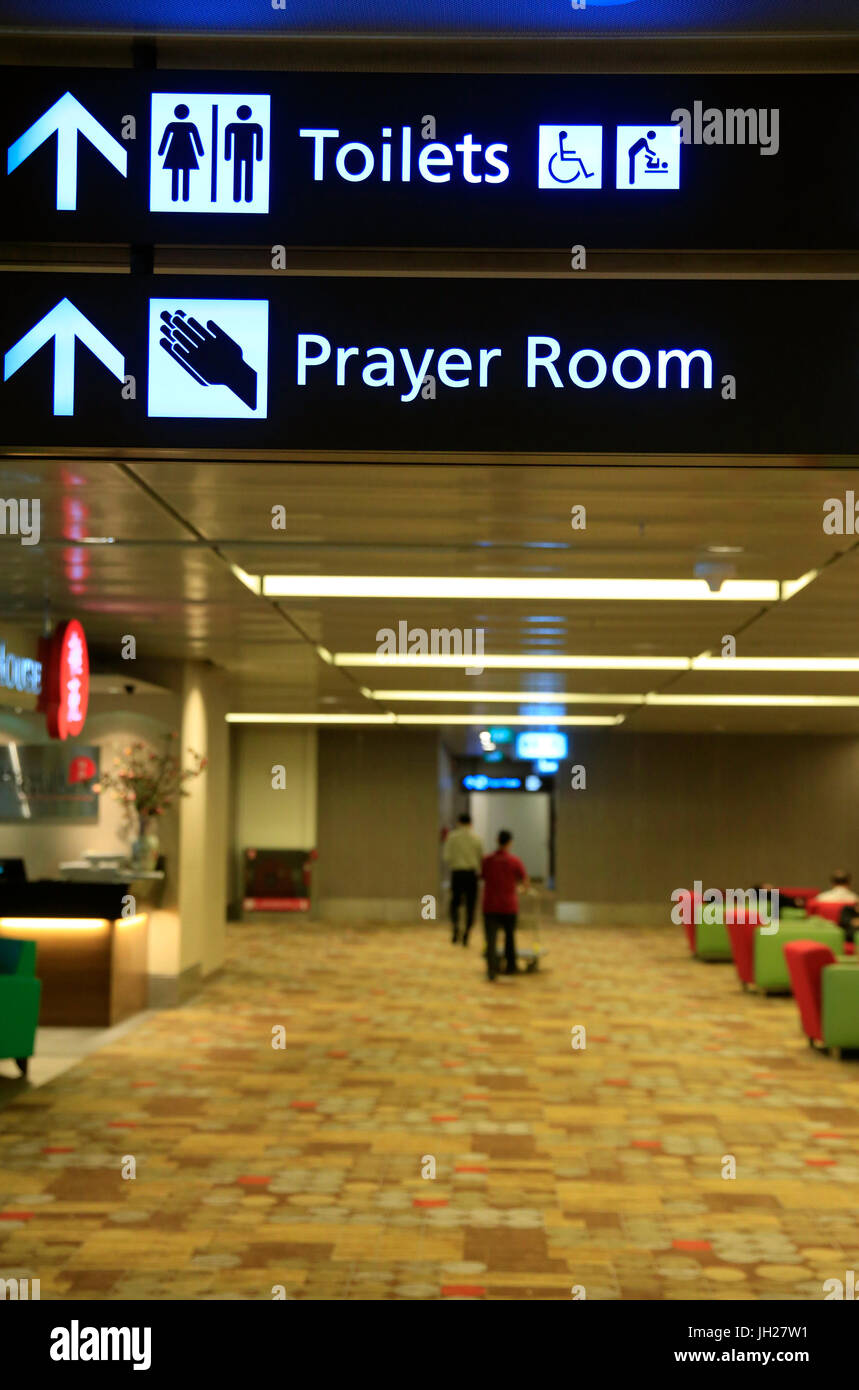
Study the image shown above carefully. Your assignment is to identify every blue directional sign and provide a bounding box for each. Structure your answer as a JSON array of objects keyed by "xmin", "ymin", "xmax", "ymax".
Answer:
[
  {"xmin": 0, "ymin": 275, "xmax": 857, "ymax": 453},
  {"xmin": 3, "ymin": 298, "xmax": 125, "ymax": 416},
  {"xmin": 515, "ymin": 731, "xmax": 569, "ymax": 761},
  {"xmin": 1, "ymin": 70, "xmax": 857, "ymax": 251},
  {"xmin": 6, "ymin": 91, "xmax": 126, "ymax": 211}
]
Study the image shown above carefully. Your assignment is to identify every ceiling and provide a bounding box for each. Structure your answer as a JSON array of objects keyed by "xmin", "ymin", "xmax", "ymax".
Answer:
[{"xmin": 3, "ymin": 459, "xmax": 859, "ymax": 743}]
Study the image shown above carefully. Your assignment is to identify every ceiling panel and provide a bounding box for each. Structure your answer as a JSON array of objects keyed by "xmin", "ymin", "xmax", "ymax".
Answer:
[{"xmin": 3, "ymin": 458, "xmax": 859, "ymax": 731}]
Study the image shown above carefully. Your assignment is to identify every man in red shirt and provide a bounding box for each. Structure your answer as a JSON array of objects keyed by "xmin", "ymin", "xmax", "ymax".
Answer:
[{"xmin": 481, "ymin": 830, "xmax": 529, "ymax": 981}]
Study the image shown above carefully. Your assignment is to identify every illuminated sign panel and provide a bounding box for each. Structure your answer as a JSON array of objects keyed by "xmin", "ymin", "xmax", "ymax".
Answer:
[
  {"xmin": 39, "ymin": 620, "xmax": 90, "ymax": 741},
  {"xmin": 0, "ymin": 643, "xmax": 42, "ymax": 695},
  {"xmin": 0, "ymin": 0, "xmax": 854, "ymax": 34},
  {"xmin": 462, "ymin": 773, "xmax": 548, "ymax": 792},
  {"xmin": 1, "ymin": 275, "xmax": 856, "ymax": 454},
  {"xmin": 1, "ymin": 71, "xmax": 855, "ymax": 251},
  {"xmin": 515, "ymin": 731, "xmax": 569, "ymax": 760}
]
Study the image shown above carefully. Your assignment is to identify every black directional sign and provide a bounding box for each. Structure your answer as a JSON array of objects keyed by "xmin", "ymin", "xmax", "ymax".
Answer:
[
  {"xmin": 0, "ymin": 0, "xmax": 856, "ymax": 36},
  {"xmin": 1, "ymin": 274, "xmax": 856, "ymax": 455},
  {"xmin": 1, "ymin": 71, "xmax": 856, "ymax": 251}
]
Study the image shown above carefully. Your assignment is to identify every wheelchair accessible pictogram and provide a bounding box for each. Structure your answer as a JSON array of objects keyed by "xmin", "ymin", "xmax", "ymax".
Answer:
[
  {"xmin": 549, "ymin": 130, "xmax": 594, "ymax": 182},
  {"xmin": 537, "ymin": 125, "xmax": 603, "ymax": 190}
]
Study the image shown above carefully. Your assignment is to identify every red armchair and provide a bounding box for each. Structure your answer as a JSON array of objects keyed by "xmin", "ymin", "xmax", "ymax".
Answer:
[
  {"xmin": 726, "ymin": 920, "xmax": 757, "ymax": 988},
  {"xmin": 783, "ymin": 940, "xmax": 837, "ymax": 1045},
  {"xmin": 780, "ymin": 886, "xmax": 820, "ymax": 908},
  {"xmin": 806, "ymin": 898, "xmax": 842, "ymax": 925}
]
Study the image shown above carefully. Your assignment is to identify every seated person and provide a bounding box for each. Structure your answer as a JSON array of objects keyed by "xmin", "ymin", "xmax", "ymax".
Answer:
[
  {"xmin": 838, "ymin": 904, "xmax": 858, "ymax": 946},
  {"xmin": 815, "ymin": 871, "xmax": 859, "ymax": 905}
]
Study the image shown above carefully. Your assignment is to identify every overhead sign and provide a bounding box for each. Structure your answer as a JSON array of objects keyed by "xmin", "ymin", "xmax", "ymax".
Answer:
[
  {"xmin": 515, "ymin": 731, "xmax": 569, "ymax": 760},
  {"xmin": 38, "ymin": 619, "xmax": 90, "ymax": 741},
  {"xmin": 462, "ymin": 774, "xmax": 548, "ymax": 792},
  {"xmin": 1, "ymin": 275, "xmax": 856, "ymax": 455},
  {"xmin": 0, "ymin": 0, "xmax": 854, "ymax": 34},
  {"xmin": 2, "ymin": 71, "xmax": 856, "ymax": 250},
  {"xmin": 0, "ymin": 641, "xmax": 42, "ymax": 696}
]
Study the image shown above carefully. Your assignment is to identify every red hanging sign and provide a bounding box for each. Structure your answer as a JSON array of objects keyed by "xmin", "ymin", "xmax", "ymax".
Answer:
[{"xmin": 39, "ymin": 619, "xmax": 90, "ymax": 740}]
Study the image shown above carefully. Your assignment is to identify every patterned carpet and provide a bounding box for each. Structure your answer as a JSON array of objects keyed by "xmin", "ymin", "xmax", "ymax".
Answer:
[{"xmin": 1, "ymin": 919, "xmax": 858, "ymax": 1301}]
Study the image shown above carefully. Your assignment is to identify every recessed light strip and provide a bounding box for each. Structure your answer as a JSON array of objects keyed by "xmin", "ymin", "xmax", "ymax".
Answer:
[
  {"xmin": 261, "ymin": 575, "xmax": 779, "ymax": 601},
  {"xmin": 336, "ymin": 653, "xmax": 859, "ymax": 673},
  {"xmin": 334, "ymin": 653, "xmax": 689, "ymax": 670},
  {"xmin": 226, "ymin": 712, "xmax": 623, "ymax": 726},
  {"xmin": 368, "ymin": 690, "xmax": 642, "ymax": 704}
]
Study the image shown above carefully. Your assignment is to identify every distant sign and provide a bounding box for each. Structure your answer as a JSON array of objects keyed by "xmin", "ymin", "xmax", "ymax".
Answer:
[
  {"xmin": 462, "ymin": 773, "xmax": 548, "ymax": 792},
  {"xmin": 1, "ymin": 275, "xmax": 856, "ymax": 455},
  {"xmin": 515, "ymin": 731, "xmax": 569, "ymax": 760},
  {"xmin": 0, "ymin": 743, "xmax": 99, "ymax": 822},
  {"xmin": 1, "ymin": 71, "xmax": 856, "ymax": 250}
]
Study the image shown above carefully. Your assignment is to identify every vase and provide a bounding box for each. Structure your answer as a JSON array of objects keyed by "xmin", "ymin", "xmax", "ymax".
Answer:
[{"xmin": 131, "ymin": 819, "xmax": 160, "ymax": 872}]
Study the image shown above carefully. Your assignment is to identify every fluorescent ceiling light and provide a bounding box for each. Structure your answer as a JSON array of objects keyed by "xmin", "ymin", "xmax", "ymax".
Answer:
[
  {"xmin": 368, "ymin": 689, "xmax": 641, "ymax": 704},
  {"xmin": 225, "ymin": 712, "xmax": 622, "ymax": 726},
  {"xmin": 337, "ymin": 652, "xmax": 859, "ymax": 674},
  {"xmin": 691, "ymin": 656, "xmax": 859, "ymax": 673},
  {"xmin": 646, "ymin": 694, "xmax": 859, "ymax": 708},
  {"xmin": 335, "ymin": 653, "xmax": 689, "ymax": 671},
  {"xmin": 261, "ymin": 575, "xmax": 779, "ymax": 602},
  {"xmin": 396, "ymin": 714, "xmax": 624, "ymax": 726},
  {"xmin": 781, "ymin": 569, "xmax": 819, "ymax": 601},
  {"xmin": 230, "ymin": 564, "xmax": 261, "ymax": 595},
  {"xmin": 371, "ymin": 689, "xmax": 859, "ymax": 710},
  {"xmin": 226, "ymin": 713, "xmax": 396, "ymax": 724}
]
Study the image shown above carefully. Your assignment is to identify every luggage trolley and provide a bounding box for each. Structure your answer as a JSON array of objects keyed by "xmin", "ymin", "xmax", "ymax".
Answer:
[{"xmin": 516, "ymin": 884, "xmax": 548, "ymax": 972}]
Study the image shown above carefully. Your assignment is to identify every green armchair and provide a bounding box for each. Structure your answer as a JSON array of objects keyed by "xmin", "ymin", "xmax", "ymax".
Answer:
[
  {"xmin": 754, "ymin": 916, "xmax": 846, "ymax": 994},
  {"xmin": 0, "ymin": 938, "xmax": 42, "ymax": 1077}
]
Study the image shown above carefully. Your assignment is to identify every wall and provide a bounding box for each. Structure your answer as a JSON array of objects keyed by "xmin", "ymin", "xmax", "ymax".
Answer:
[
  {"xmin": 231, "ymin": 724, "xmax": 317, "ymax": 908},
  {"xmin": 233, "ymin": 725, "xmax": 317, "ymax": 848},
  {"xmin": 555, "ymin": 732, "xmax": 859, "ymax": 924},
  {"xmin": 316, "ymin": 728, "xmax": 441, "ymax": 921}
]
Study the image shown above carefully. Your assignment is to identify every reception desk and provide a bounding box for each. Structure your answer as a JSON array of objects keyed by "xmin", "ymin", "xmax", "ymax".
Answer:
[{"xmin": 0, "ymin": 881, "xmax": 148, "ymax": 1027}]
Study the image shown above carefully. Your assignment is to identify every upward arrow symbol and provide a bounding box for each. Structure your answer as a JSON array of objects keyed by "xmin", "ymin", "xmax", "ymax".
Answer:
[
  {"xmin": 6, "ymin": 91, "xmax": 128, "ymax": 211},
  {"xmin": 4, "ymin": 299, "xmax": 125, "ymax": 416}
]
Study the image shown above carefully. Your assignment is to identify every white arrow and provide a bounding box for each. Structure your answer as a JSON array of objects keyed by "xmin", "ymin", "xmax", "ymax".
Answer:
[
  {"xmin": 6, "ymin": 91, "xmax": 127, "ymax": 211},
  {"xmin": 4, "ymin": 298, "xmax": 125, "ymax": 416}
]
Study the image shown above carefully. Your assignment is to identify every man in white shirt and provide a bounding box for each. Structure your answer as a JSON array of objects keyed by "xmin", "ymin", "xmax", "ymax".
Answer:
[
  {"xmin": 443, "ymin": 813, "xmax": 484, "ymax": 946},
  {"xmin": 815, "ymin": 871, "xmax": 859, "ymax": 904}
]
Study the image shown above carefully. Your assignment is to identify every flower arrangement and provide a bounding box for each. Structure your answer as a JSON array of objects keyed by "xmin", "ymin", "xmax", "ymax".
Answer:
[{"xmin": 93, "ymin": 733, "xmax": 207, "ymax": 835}]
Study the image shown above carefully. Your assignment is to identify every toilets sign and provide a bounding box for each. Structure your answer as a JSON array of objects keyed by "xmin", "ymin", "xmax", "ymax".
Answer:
[
  {"xmin": 1, "ymin": 275, "xmax": 856, "ymax": 454},
  {"xmin": 1, "ymin": 70, "xmax": 855, "ymax": 250}
]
